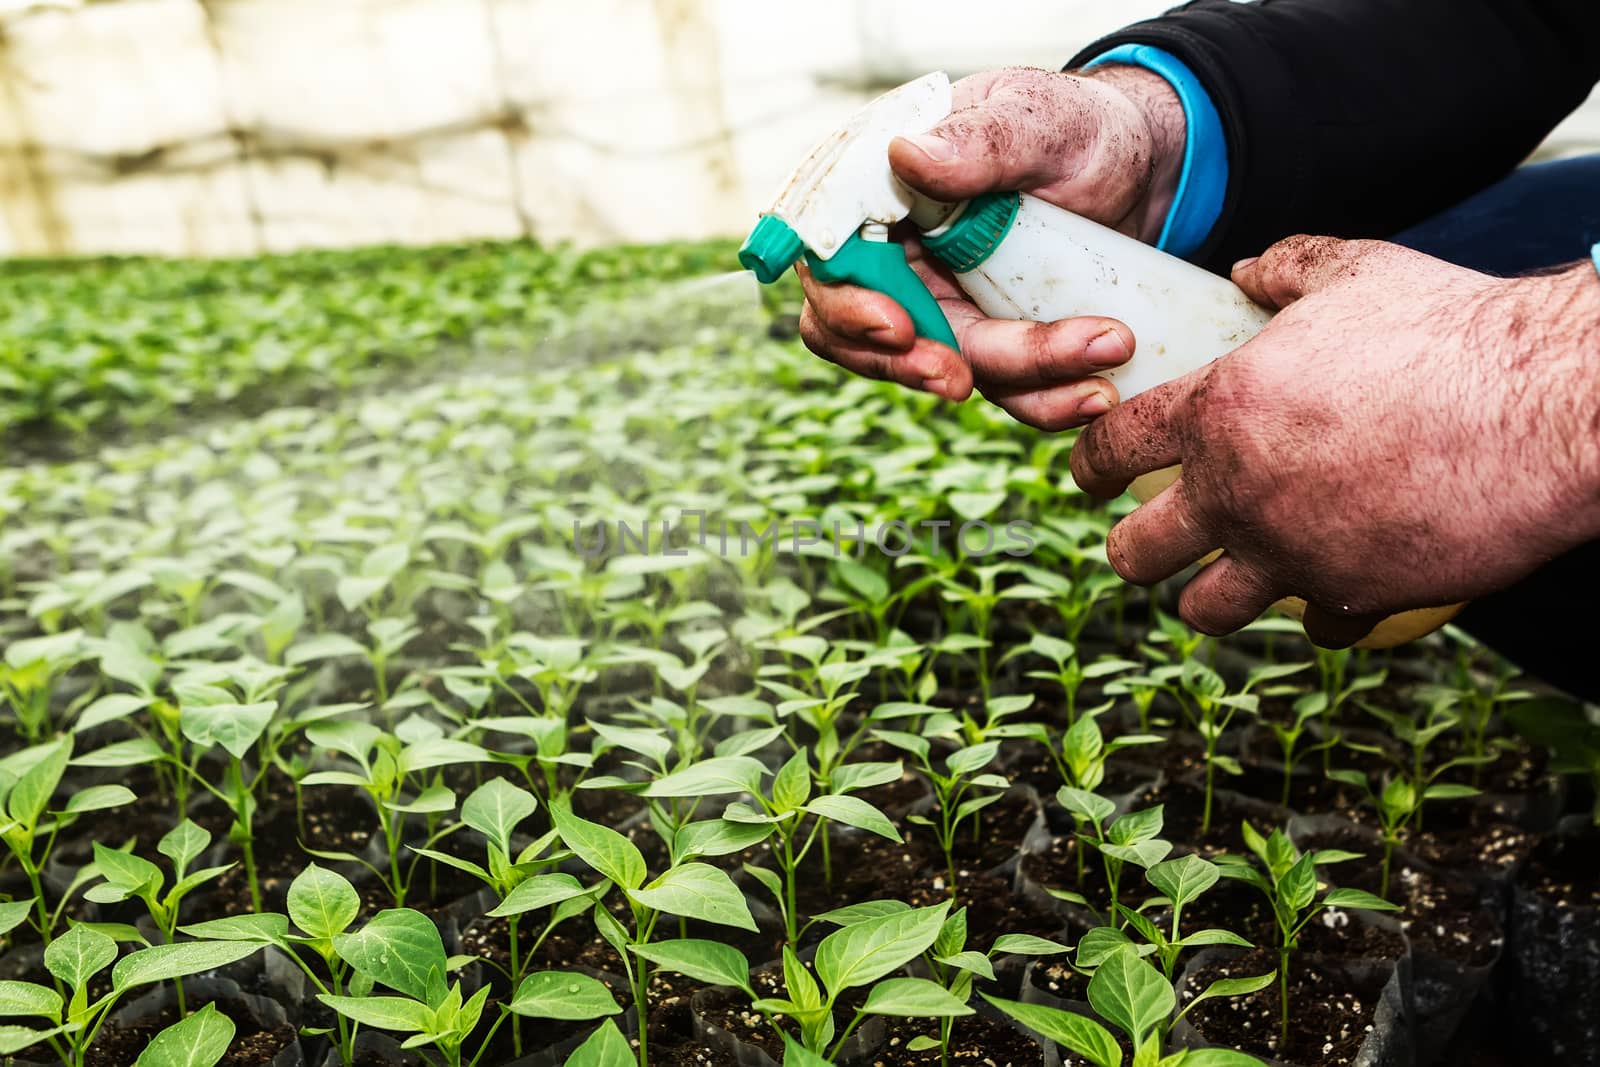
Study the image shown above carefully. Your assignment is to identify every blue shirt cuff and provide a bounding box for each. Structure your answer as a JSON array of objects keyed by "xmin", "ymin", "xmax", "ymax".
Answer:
[
  {"xmin": 1084, "ymin": 44, "xmax": 1228, "ymax": 260},
  {"xmin": 1592, "ymin": 241, "xmax": 1600, "ymax": 278}
]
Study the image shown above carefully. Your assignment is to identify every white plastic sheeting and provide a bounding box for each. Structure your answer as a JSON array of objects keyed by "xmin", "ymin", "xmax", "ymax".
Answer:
[{"xmin": 0, "ymin": 0, "xmax": 1594, "ymax": 257}]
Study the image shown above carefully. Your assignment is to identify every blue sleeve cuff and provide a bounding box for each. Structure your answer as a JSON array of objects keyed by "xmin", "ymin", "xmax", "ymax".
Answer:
[
  {"xmin": 1084, "ymin": 44, "xmax": 1228, "ymax": 260},
  {"xmin": 1592, "ymin": 241, "xmax": 1600, "ymax": 278}
]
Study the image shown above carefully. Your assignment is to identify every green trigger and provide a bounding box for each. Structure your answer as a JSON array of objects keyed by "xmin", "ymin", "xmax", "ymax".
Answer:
[{"xmin": 805, "ymin": 234, "xmax": 959, "ymax": 352}]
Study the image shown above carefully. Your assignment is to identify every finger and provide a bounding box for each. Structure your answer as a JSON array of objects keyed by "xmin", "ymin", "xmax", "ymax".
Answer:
[
  {"xmin": 887, "ymin": 79, "xmax": 1098, "ymax": 202},
  {"xmin": 1231, "ymin": 235, "xmax": 1391, "ymax": 309},
  {"xmin": 1177, "ymin": 557, "xmax": 1284, "ymax": 636},
  {"xmin": 797, "ymin": 262, "xmax": 914, "ymax": 349},
  {"xmin": 1301, "ymin": 602, "xmax": 1386, "ymax": 650},
  {"xmin": 798, "ymin": 303, "xmax": 974, "ymax": 400},
  {"xmin": 982, "ymin": 379, "xmax": 1119, "ymax": 432},
  {"xmin": 1069, "ymin": 373, "xmax": 1196, "ymax": 499},
  {"xmin": 1103, "ymin": 480, "xmax": 1216, "ymax": 586},
  {"xmin": 942, "ymin": 305, "xmax": 1134, "ymax": 390}
]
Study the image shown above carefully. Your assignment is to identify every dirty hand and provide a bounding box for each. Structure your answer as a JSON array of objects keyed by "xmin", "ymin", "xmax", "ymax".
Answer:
[
  {"xmin": 1069, "ymin": 235, "xmax": 1600, "ymax": 646},
  {"xmin": 798, "ymin": 64, "xmax": 1186, "ymax": 427}
]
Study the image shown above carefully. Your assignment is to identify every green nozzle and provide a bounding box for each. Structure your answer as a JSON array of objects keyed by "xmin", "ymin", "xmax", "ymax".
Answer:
[{"xmin": 739, "ymin": 215, "xmax": 805, "ymax": 284}]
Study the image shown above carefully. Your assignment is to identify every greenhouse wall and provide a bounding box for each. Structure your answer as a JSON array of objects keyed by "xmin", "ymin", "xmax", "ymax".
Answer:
[{"xmin": 0, "ymin": 0, "xmax": 1596, "ymax": 258}]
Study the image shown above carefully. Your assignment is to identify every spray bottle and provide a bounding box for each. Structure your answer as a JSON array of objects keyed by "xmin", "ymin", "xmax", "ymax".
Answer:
[{"xmin": 738, "ymin": 71, "xmax": 1460, "ymax": 648}]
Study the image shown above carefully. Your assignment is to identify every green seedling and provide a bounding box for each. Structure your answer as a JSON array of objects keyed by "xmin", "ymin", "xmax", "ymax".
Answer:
[
  {"xmin": 1008, "ymin": 632, "xmax": 1138, "ymax": 725},
  {"xmin": 1045, "ymin": 711, "xmax": 1162, "ymax": 800},
  {"xmin": 553, "ymin": 800, "xmax": 760, "ymax": 1067},
  {"xmin": 985, "ymin": 942, "xmax": 1269, "ymax": 1067},
  {"xmin": 85, "ymin": 820, "xmax": 233, "ymax": 1013},
  {"xmin": 301, "ymin": 717, "xmax": 491, "ymax": 906},
  {"xmin": 0, "ymin": 921, "xmax": 262, "ymax": 1067},
  {"xmin": 1215, "ymin": 822, "xmax": 1398, "ymax": 1046},
  {"xmin": 641, "ymin": 900, "xmax": 963, "ymax": 1060},
  {"xmin": 0, "ymin": 630, "xmax": 83, "ymax": 742},
  {"xmin": 409, "ymin": 778, "xmax": 590, "ymax": 1058},
  {"xmin": 0, "ymin": 736, "xmax": 134, "ymax": 941},
  {"xmin": 872, "ymin": 731, "xmax": 1008, "ymax": 896},
  {"xmin": 1182, "ymin": 661, "xmax": 1308, "ymax": 834},
  {"xmin": 1052, "ymin": 790, "xmax": 1170, "ymax": 925},
  {"xmin": 1324, "ymin": 768, "xmax": 1479, "ymax": 899}
]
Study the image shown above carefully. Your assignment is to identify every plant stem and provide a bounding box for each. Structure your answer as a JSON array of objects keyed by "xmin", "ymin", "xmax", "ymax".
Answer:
[
  {"xmin": 508, "ymin": 914, "xmax": 523, "ymax": 1057},
  {"xmin": 1278, "ymin": 944, "xmax": 1291, "ymax": 1048},
  {"xmin": 1380, "ymin": 840, "xmax": 1394, "ymax": 900}
]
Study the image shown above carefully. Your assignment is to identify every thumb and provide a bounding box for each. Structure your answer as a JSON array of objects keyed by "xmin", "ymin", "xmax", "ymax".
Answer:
[
  {"xmin": 1232, "ymin": 235, "xmax": 1394, "ymax": 309},
  {"xmin": 887, "ymin": 77, "xmax": 1100, "ymax": 203}
]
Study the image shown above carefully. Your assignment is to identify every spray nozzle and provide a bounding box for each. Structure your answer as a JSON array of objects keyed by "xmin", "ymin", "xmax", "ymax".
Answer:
[{"xmin": 739, "ymin": 72, "xmax": 964, "ymax": 351}]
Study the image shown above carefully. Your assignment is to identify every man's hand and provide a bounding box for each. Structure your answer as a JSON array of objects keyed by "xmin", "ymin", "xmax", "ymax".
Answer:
[
  {"xmin": 1070, "ymin": 235, "xmax": 1600, "ymax": 647},
  {"xmin": 798, "ymin": 65, "xmax": 1187, "ymax": 427}
]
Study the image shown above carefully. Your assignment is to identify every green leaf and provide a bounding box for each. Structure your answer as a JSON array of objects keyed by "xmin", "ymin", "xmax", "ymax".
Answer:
[
  {"xmin": 71, "ymin": 737, "xmax": 161, "ymax": 768},
  {"xmin": 112, "ymin": 941, "xmax": 263, "ymax": 992},
  {"xmin": 62, "ymin": 785, "xmax": 137, "ymax": 815},
  {"xmin": 830, "ymin": 761, "xmax": 904, "ymax": 795},
  {"xmin": 991, "ymin": 933, "xmax": 1070, "ymax": 957},
  {"xmin": 1423, "ymin": 783, "xmax": 1481, "ymax": 801},
  {"xmin": 333, "ymin": 909, "xmax": 448, "ymax": 1002},
  {"xmin": 44, "ymin": 923, "xmax": 116, "ymax": 991},
  {"xmin": 178, "ymin": 914, "xmax": 290, "ymax": 944},
  {"xmin": 288, "ymin": 863, "xmax": 360, "ymax": 940},
  {"xmin": 802, "ymin": 795, "xmax": 901, "ymax": 843},
  {"xmin": 1086, "ymin": 946, "xmax": 1174, "ymax": 1047},
  {"xmin": 179, "ymin": 701, "xmax": 275, "ymax": 760},
  {"xmin": 814, "ymin": 901, "xmax": 949, "ymax": 994},
  {"xmin": 673, "ymin": 818, "xmax": 773, "ymax": 862},
  {"xmin": 1280, "ymin": 853, "xmax": 1318, "ymax": 914},
  {"xmin": 1107, "ymin": 806, "xmax": 1164, "ymax": 847},
  {"xmin": 551, "ymin": 804, "xmax": 647, "ymax": 891},
  {"xmin": 811, "ymin": 900, "xmax": 912, "ymax": 927},
  {"xmin": 0, "ymin": 899, "xmax": 35, "ymax": 939},
  {"xmin": 935, "ymin": 951, "xmax": 995, "ymax": 981},
  {"xmin": 9, "ymin": 738, "xmax": 70, "ymax": 827},
  {"xmin": 0, "ymin": 1025, "xmax": 73, "ymax": 1056},
  {"xmin": 461, "ymin": 779, "xmax": 538, "ymax": 854},
  {"xmin": 861, "ymin": 977, "xmax": 974, "ymax": 1018},
  {"xmin": 835, "ymin": 559, "xmax": 889, "ymax": 605},
  {"xmin": 317, "ymin": 994, "xmax": 435, "ymax": 1033},
  {"xmin": 626, "ymin": 863, "xmax": 756, "ymax": 931},
  {"xmin": 159, "ymin": 820, "xmax": 212, "ymax": 873},
  {"xmin": 76, "ymin": 694, "xmax": 153, "ymax": 733},
  {"xmin": 0, "ymin": 981, "xmax": 60, "ymax": 1020},
  {"xmin": 642, "ymin": 757, "xmax": 767, "ymax": 799},
  {"xmin": 633, "ymin": 940, "xmax": 751, "ymax": 992},
  {"xmin": 488, "ymin": 874, "xmax": 591, "ymax": 918},
  {"xmin": 383, "ymin": 784, "xmax": 455, "ymax": 815},
  {"xmin": 982, "ymin": 994, "xmax": 1121, "ymax": 1067},
  {"xmin": 93, "ymin": 843, "xmax": 163, "ymax": 898},
  {"xmin": 1180, "ymin": 929, "xmax": 1253, "ymax": 951},
  {"xmin": 1056, "ymin": 787, "xmax": 1115, "ymax": 826},
  {"xmin": 1146, "ymin": 854, "xmax": 1219, "ymax": 910},
  {"xmin": 1076, "ymin": 926, "xmax": 1135, "ymax": 970},
  {"xmin": 772, "ymin": 750, "xmax": 812, "ymax": 812},
  {"xmin": 564, "ymin": 1019, "xmax": 633, "ymax": 1067},
  {"xmin": 1321, "ymin": 888, "xmax": 1402, "ymax": 913},
  {"xmin": 1177, "ymin": 971, "xmax": 1276, "ymax": 1021},
  {"xmin": 133, "ymin": 1001, "xmax": 236, "ymax": 1067},
  {"xmin": 780, "ymin": 1033, "xmax": 835, "ymax": 1067},
  {"xmin": 509, "ymin": 972, "xmax": 622, "ymax": 1020}
]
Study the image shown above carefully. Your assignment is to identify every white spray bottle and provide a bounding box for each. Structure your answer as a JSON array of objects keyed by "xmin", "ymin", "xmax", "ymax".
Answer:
[{"xmin": 739, "ymin": 71, "xmax": 1459, "ymax": 648}]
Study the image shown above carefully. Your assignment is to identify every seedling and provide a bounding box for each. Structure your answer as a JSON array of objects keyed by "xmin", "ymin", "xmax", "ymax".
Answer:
[
  {"xmin": 985, "ymin": 942, "xmax": 1270, "ymax": 1067},
  {"xmin": 1505, "ymin": 696, "xmax": 1600, "ymax": 824},
  {"xmin": 872, "ymin": 730, "xmax": 1009, "ymax": 896},
  {"xmin": 1053, "ymin": 790, "xmax": 1170, "ymax": 925},
  {"xmin": 0, "ymin": 921, "xmax": 262, "ymax": 1066},
  {"xmin": 1182, "ymin": 661, "xmax": 1308, "ymax": 834},
  {"xmin": 1046, "ymin": 711, "xmax": 1162, "ymax": 797},
  {"xmin": 1325, "ymin": 768, "xmax": 1479, "ymax": 898},
  {"xmin": 301, "ymin": 717, "xmax": 491, "ymax": 905},
  {"xmin": 1008, "ymin": 632, "xmax": 1138, "ymax": 724},
  {"xmin": 0, "ymin": 630, "xmax": 83, "ymax": 741},
  {"xmin": 552, "ymin": 800, "xmax": 760, "ymax": 1066},
  {"xmin": 1215, "ymin": 822, "xmax": 1398, "ymax": 1045},
  {"xmin": 0, "ymin": 736, "xmax": 134, "ymax": 941},
  {"xmin": 85, "ymin": 820, "xmax": 233, "ymax": 1012}
]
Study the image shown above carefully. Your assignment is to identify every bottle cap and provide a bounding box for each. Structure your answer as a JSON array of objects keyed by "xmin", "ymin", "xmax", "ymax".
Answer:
[
  {"xmin": 923, "ymin": 191, "xmax": 1021, "ymax": 273},
  {"xmin": 738, "ymin": 216, "xmax": 805, "ymax": 284}
]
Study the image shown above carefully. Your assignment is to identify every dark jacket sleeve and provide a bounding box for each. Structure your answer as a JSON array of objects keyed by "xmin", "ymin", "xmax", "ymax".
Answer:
[{"xmin": 1070, "ymin": 0, "xmax": 1600, "ymax": 271}]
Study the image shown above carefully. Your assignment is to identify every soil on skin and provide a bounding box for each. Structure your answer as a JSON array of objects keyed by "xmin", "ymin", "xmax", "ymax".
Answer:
[
  {"xmin": 1296, "ymin": 824, "xmax": 1501, "ymax": 966},
  {"xmin": 85, "ymin": 997, "xmax": 296, "ymax": 1067},
  {"xmin": 1182, "ymin": 946, "xmax": 1388, "ymax": 1066}
]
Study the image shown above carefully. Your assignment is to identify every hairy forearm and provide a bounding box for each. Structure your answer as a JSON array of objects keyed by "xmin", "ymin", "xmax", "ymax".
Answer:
[
  {"xmin": 1077, "ymin": 64, "xmax": 1186, "ymax": 243},
  {"xmin": 1485, "ymin": 263, "xmax": 1600, "ymax": 555}
]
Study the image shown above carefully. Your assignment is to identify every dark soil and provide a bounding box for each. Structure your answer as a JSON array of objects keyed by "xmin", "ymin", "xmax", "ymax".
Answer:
[
  {"xmin": 1124, "ymin": 778, "xmax": 1281, "ymax": 857},
  {"xmin": 878, "ymin": 1011, "xmax": 1046, "ymax": 1065},
  {"xmin": 86, "ymin": 996, "xmax": 297, "ymax": 1067},
  {"xmin": 1517, "ymin": 824, "xmax": 1600, "ymax": 907},
  {"xmin": 1348, "ymin": 796, "xmax": 1535, "ymax": 880},
  {"xmin": 1296, "ymin": 823, "xmax": 1501, "ymax": 965},
  {"xmin": 1182, "ymin": 947, "xmax": 1389, "ymax": 1066}
]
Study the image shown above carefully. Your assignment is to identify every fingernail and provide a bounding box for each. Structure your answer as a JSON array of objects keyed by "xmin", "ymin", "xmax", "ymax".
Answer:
[
  {"xmin": 1232, "ymin": 256, "xmax": 1260, "ymax": 274},
  {"xmin": 1077, "ymin": 392, "xmax": 1112, "ymax": 419},
  {"xmin": 905, "ymin": 134, "xmax": 955, "ymax": 162},
  {"xmin": 1085, "ymin": 329, "xmax": 1130, "ymax": 369},
  {"xmin": 866, "ymin": 324, "xmax": 899, "ymax": 345},
  {"xmin": 921, "ymin": 377, "xmax": 948, "ymax": 396}
]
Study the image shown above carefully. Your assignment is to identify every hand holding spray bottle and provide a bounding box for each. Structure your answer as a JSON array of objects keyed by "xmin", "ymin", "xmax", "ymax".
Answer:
[{"xmin": 739, "ymin": 72, "xmax": 1460, "ymax": 648}]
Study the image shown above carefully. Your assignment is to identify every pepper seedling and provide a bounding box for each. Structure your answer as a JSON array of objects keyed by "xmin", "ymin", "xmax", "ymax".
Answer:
[
  {"xmin": 986, "ymin": 943, "xmax": 1269, "ymax": 1067},
  {"xmin": 1214, "ymin": 822, "xmax": 1398, "ymax": 1046},
  {"xmin": 1052, "ymin": 789, "xmax": 1171, "ymax": 926},
  {"xmin": 872, "ymin": 730, "xmax": 1008, "ymax": 897}
]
